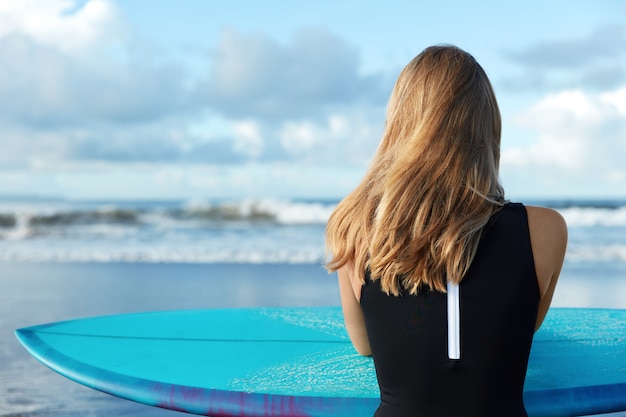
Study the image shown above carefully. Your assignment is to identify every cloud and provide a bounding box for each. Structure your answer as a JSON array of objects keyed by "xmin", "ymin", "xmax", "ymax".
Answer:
[
  {"xmin": 65, "ymin": 125, "xmax": 251, "ymax": 164},
  {"xmin": 0, "ymin": 34, "xmax": 192, "ymax": 128},
  {"xmin": 507, "ymin": 25, "xmax": 626, "ymax": 69},
  {"xmin": 0, "ymin": 0, "xmax": 232, "ymax": 169},
  {"xmin": 0, "ymin": 123, "xmax": 252, "ymax": 169},
  {"xmin": 189, "ymin": 28, "xmax": 388, "ymax": 166},
  {"xmin": 0, "ymin": 1, "xmax": 192, "ymax": 128},
  {"xmin": 0, "ymin": 1, "xmax": 386, "ymax": 179},
  {"xmin": 278, "ymin": 113, "xmax": 381, "ymax": 165},
  {"xmin": 0, "ymin": 0, "xmax": 122, "ymax": 54},
  {"xmin": 197, "ymin": 27, "xmax": 388, "ymax": 120},
  {"xmin": 502, "ymin": 87, "xmax": 626, "ymax": 195},
  {"xmin": 501, "ymin": 24, "xmax": 626, "ymax": 91}
]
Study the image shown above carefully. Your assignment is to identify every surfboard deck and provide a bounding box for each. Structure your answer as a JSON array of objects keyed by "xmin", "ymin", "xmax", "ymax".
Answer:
[{"xmin": 15, "ymin": 307, "xmax": 626, "ymax": 417}]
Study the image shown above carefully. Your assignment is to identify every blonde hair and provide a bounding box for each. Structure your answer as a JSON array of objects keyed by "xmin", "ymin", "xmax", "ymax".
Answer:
[{"xmin": 325, "ymin": 45, "xmax": 504, "ymax": 295}]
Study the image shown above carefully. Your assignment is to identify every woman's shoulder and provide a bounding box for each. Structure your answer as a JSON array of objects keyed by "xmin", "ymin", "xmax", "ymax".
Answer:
[{"xmin": 524, "ymin": 205, "xmax": 568, "ymax": 238}]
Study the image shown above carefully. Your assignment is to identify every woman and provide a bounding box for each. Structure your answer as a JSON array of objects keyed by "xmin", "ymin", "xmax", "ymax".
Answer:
[{"xmin": 325, "ymin": 45, "xmax": 567, "ymax": 417}]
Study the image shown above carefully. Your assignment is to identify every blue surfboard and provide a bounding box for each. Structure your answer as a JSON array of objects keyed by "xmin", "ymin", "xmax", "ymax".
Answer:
[{"xmin": 15, "ymin": 307, "xmax": 626, "ymax": 417}]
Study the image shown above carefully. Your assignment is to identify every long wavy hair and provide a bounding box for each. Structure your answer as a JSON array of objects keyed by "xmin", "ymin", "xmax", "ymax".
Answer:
[{"xmin": 325, "ymin": 45, "xmax": 504, "ymax": 295}]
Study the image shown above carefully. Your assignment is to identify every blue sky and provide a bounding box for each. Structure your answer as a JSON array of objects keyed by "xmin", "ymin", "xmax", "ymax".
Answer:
[{"xmin": 0, "ymin": 0, "xmax": 625, "ymax": 201}]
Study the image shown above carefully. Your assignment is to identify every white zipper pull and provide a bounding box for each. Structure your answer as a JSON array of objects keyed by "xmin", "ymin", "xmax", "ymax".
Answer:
[{"xmin": 447, "ymin": 281, "xmax": 461, "ymax": 360}]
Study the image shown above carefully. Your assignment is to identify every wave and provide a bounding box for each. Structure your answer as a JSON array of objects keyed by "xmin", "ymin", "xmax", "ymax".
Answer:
[
  {"xmin": 1, "ymin": 199, "xmax": 625, "ymax": 242},
  {"xmin": 1, "ymin": 199, "xmax": 625, "ymax": 231},
  {"xmin": 0, "ymin": 198, "xmax": 625, "ymax": 265},
  {"xmin": 180, "ymin": 199, "xmax": 335, "ymax": 224},
  {"xmin": 557, "ymin": 206, "xmax": 626, "ymax": 227},
  {"xmin": 0, "ymin": 199, "xmax": 336, "ymax": 241}
]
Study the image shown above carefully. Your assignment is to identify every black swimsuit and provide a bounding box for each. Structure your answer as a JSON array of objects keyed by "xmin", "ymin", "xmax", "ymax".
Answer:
[{"xmin": 360, "ymin": 203, "xmax": 540, "ymax": 417}]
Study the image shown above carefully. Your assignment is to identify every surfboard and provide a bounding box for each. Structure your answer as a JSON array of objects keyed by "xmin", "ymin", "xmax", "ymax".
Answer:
[{"xmin": 15, "ymin": 307, "xmax": 626, "ymax": 417}]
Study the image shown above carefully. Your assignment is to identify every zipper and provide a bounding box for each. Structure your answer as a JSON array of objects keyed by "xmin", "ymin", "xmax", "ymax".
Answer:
[{"xmin": 447, "ymin": 281, "xmax": 461, "ymax": 360}]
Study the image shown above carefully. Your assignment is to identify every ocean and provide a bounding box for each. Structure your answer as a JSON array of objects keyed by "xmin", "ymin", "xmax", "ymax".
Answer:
[{"xmin": 1, "ymin": 197, "xmax": 626, "ymax": 416}]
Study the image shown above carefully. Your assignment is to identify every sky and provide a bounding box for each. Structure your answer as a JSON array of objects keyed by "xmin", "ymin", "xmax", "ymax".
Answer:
[{"xmin": 0, "ymin": 0, "xmax": 625, "ymax": 201}]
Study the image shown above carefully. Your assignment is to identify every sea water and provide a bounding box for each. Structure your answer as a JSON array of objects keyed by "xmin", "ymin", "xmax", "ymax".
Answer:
[
  {"xmin": 1, "ymin": 197, "xmax": 625, "ymax": 267},
  {"xmin": 1, "ymin": 197, "xmax": 625, "ymax": 416},
  {"xmin": 0, "ymin": 198, "xmax": 333, "ymax": 264}
]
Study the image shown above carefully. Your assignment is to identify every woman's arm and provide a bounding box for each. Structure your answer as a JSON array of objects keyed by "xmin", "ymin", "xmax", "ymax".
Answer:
[
  {"xmin": 526, "ymin": 206, "xmax": 568, "ymax": 331},
  {"xmin": 337, "ymin": 262, "xmax": 371, "ymax": 356}
]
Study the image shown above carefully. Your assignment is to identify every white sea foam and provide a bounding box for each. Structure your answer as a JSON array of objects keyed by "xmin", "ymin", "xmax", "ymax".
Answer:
[
  {"xmin": 558, "ymin": 206, "xmax": 626, "ymax": 227},
  {"xmin": 260, "ymin": 200, "xmax": 335, "ymax": 224},
  {"xmin": 0, "ymin": 198, "xmax": 624, "ymax": 264}
]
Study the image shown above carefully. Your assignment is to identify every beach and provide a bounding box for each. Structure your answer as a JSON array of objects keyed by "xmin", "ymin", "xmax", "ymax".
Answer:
[{"xmin": 1, "ymin": 198, "xmax": 626, "ymax": 416}]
